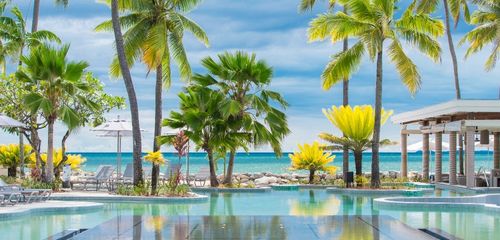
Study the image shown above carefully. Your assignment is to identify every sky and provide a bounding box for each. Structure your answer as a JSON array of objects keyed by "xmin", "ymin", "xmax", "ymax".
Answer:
[{"xmin": 1, "ymin": 0, "xmax": 499, "ymax": 153}]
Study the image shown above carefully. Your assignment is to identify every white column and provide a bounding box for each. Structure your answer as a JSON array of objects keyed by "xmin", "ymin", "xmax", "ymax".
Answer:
[
  {"xmin": 449, "ymin": 132, "xmax": 457, "ymax": 185},
  {"xmin": 422, "ymin": 133, "xmax": 430, "ymax": 181},
  {"xmin": 401, "ymin": 130, "xmax": 408, "ymax": 178},
  {"xmin": 435, "ymin": 132, "xmax": 442, "ymax": 182},
  {"xmin": 466, "ymin": 127, "xmax": 475, "ymax": 188}
]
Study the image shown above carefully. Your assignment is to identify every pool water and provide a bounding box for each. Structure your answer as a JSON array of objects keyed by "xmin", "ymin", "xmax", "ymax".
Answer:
[{"xmin": 1, "ymin": 189, "xmax": 499, "ymax": 239}]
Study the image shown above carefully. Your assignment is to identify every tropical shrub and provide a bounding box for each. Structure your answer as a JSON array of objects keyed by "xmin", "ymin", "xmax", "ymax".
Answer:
[
  {"xmin": 289, "ymin": 141, "xmax": 337, "ymax": 184},
  {"xmin": 29, "ymin": 149, "xmax": 86, "ymax": 178},
  {"xmin": 0, "ymin": 144, "xmax": 33, "ymax": 177},
  {"xmin": 144, "ymin": 151, "xmax": 166, "ymax": 165},
  {"xmin": 320, "ymin": 105, "xmax": 394, "ymax": 177}
]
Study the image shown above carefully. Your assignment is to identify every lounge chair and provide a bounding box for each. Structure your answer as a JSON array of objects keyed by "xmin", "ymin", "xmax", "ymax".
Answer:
[
  {"xmin": 162, "ymin": 163, "xmax": 182, "ymax": 182},
  {"xmin": 193, "ymin": 167, "xmax": 210, "ymax": 187},
  {"xmin": 72, "ymin": 165, "xmax": 114, "ymax": 190},
  {"xmin": 121, "ymin": 164, "xmax": 151, "ymax": 183},
  {"xmin": 0, "ymin": 179, "xmax": 51, "ymax": 203},
  {"xmin": 95, "ymin": 166, "xmax": 115, "ymax": 191}
]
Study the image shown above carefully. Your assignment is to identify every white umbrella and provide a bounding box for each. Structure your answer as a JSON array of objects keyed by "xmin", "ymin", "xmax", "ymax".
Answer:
[
  {"xmin": 0, "ymin": 114, "xmax": 25, "ymax": 128},
  {"xmin": 408, "ymin": 139, "xmax": 450, "ymax": 152},
  {"xmin": 92, "ymin": 116, "xmax": 142, "ymax": 177},
  {"xmin": 0, "ymin": 114, "xmax": 26, "ymax": 177}
]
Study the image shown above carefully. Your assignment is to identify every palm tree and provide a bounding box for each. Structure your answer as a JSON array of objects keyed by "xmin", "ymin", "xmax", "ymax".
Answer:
[
  {"xmin": 95, "ymin": 0, "xmax": 209, "ymax": 193},
  {"xmin": 460, "ymin": 0, "xmax": 500, "ymax": 71},
  {"xmin": 109, "ymin": 0, "xmax": 143, "ymax": 186},
  {"xmin": 192, "ymin": 51, "xmax": 290, "ymax": 185},
  {"xmin": 412, "ymin": 0, "xmax": 470, "ymax": 99},
  {"xmin": 16, "ymin": 44, "xmax": 89, "ymax": 182},
  {"xmin": 0, "ymin": 6, "xmax": 61, "ymax": 65},
  {"xmin": 308, "ymin": 0, "xmax": 444, "ymax": 187},
  {"xmin": 300, "ymin": 0, "xmax": 352, "ymax": 182},
  {"xmin": 32, "ymin": 0, "xmax": 69, "ymax": 32},
  {"xmin": 320, "ymin": 105, "xmax": 394, "ymax": 177},
  {"xmin": 161, "ymin": 86, "xmax": 229, "ymax": 187}
]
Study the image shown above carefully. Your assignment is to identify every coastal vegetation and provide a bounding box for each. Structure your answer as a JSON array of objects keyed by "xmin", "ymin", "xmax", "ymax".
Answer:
[
  {"xmin": 307, "ymin": 0, "xmax": 444, "ymax": 187},
  {"xmin": 320, "ymin": 105, "xmax": 394, "ymax": 181},
  {"xmin": 191, "ymin": 51, "xmax": 290, "ymax": 186},
  {"xmin": 96, "ymin": 0, "xmax": 209, "ymax": 192},
  {"xmin": 299, "ymin": 0, "xmax": 351, "ymax": 184},
  {"xmin": 289, "ymin": 141, "xmax": 337, "ymax": 184},
  {"xmin": 0, "ymin": 0, "xmax": 497, "ymax": 192}
]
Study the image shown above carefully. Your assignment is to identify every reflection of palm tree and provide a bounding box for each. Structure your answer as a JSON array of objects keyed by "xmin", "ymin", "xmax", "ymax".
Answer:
[
  {"xmin": 209, "ymin": 193, "xmax": 218, "ymax": 215},
  {"xmin": 289, "ymin": 190, "xmax": 341, "ymax": 216},
  {"xmin": 222, "ymin": 193, "xmax": 234, "ymax": 215}
]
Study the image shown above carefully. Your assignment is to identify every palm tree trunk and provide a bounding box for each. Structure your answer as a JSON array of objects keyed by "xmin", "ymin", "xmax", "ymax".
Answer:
[
  {"xmin": 371, "ymin": 49, "xmax": 383, "ymax": 189},
  {"xmin": 32, "ymin": 0, "xmax": 40, "ymax": 32},
  {"xmin": 223, "ymin": 150, "xmax": 236, "ymax": 185},
  {"xmin": 58, "ymin": 129, "xmax": 71, "ymax": 179},
  {"xmin": 46, "ymin": 117, "xmax": 55, "ymax": 182},
  {"xmin": 151, "ymin": 64, "xmax": 162, "ymax": 194},
  {"xmin": 354, "ymin": 150, "xmax": 362, "ymax": 176},
  {"xmin": 443, "ymin": 0, "xmax": 461, "ymax": 99},
  {"xmin": 8, "ymin": 166, "xmax": 16, "ymax": 177},
  {"xmin": 207, "ymin": 150, "xmax": 219, "ymax": 187},
  {"xmin": 111, "ymin": 0, "xmax": 143, "ymax": 186},
  {"xmin": 309, "ymin": 169, "xmax": 316, "ymax": 184},
  {"xmin": 342, "ymin": 6, "xmax": 350, "ymax": 182}
]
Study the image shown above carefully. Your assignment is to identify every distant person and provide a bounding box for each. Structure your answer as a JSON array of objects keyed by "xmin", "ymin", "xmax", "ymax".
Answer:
[{"xmin": 62, "ymin": 164, "xmax": 72, "ymax": 188}]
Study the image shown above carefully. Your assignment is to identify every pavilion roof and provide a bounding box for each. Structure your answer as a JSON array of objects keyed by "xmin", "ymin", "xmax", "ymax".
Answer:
[{"xmin": 392, "ymin": 100, "xmax": 500, "ymax": 125}]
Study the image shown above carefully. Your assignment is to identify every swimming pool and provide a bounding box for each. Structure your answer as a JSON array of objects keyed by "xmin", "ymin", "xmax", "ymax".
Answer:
[{"xmin": 0, "ymin": 189, "xmax": 498, "ymax": 239}]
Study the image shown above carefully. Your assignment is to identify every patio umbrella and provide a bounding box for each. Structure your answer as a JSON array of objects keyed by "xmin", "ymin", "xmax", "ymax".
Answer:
[
  {"xmin": 92, "ymin": 116, "xmax": 140, "ymax": 177},
  {"xmin": 0, "ymin": 114, "xmax": 26, "ymax": 177},
  {"xmin": 0, "ymin": 114, "xmax": 25, "ymax": 128}
]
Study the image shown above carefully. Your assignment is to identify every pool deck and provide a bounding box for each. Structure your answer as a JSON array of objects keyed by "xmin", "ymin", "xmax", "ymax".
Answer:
[
  {"xmin": 0, "ymin": 200, "xmax": 103, "ymax": 219},
  {"xmin": 50, "ymin": 191, "xmax": 209, "ymax": 203},
  {"xmin": 69, "ymin": 215, "xmax": 439, "ymax": 240}
]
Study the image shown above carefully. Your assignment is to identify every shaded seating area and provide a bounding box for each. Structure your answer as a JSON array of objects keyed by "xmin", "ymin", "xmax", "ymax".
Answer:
[{"xmin": 393, "ymin": 100, "xmax": 500, "ymax": 188}]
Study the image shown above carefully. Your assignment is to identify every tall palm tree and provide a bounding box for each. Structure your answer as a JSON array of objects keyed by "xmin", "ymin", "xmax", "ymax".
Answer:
[
  {"xmin": 0, "ymin": 6, "xmax": 61, "ymax": 65},
  {"xmin": 460, "ymin": 0, "xmax": 500, "ymax": 71},
  {"xmin": 412, "ymin": 0, "xmax": 470, "ymax": 99},
  {"xmin": 32, "ymin": 0, "xmax": 69, "ymax": 32},
  {"xmin": 308, "ymin": 0, "xmax": 444, "ymax": 187},
  {"xmin": 109, "ymin": 0, "xmax": 143, "ymax": 186},
  {"xmin": 95, "ymin": 0, "xmax": 209, "ymax": 193},
  {"xmin": 300, "ymin": 0, "xmax": 352, "ymax": 182},
  {"xmin": 16, "ymin": 44, "xmax": 89, "ymax": 182},
  {"xmin": 192, "ymin": 51, "xmax": 290, "ymax": 185}
]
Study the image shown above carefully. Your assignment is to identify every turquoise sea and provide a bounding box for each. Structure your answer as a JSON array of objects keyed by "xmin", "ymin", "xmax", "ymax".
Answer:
[{"xmin": 71, "ymin": 151, "xmax": 497, "ymax": 174}]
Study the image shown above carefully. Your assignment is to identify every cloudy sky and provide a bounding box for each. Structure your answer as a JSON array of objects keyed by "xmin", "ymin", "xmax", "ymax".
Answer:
[{"xmin": 1, "ymin": 0, "xmax": 499, "ymax": 152}]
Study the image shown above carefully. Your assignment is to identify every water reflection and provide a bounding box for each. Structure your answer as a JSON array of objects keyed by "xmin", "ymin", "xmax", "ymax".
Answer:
[{"xmin": 289, "ymin": 190, "xmax": 340, "ymax": 216}]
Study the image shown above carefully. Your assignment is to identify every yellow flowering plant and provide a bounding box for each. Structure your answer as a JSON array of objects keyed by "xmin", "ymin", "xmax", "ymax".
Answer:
[
  {"xmin": 144, "ymin": 151, "xmax": 166, "ymax": 165},
  {"xmin": 30, "ymin": 149, "xmax": 86, "ymax": 170},
  {"xmin": 289, "ymin": 141, "xmax": 337, "ymax": 184}
]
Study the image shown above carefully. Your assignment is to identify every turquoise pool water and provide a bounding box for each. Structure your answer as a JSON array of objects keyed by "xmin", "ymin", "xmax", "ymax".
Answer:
[{"xmin": 0, "ymin": 190, "xmax": 499, "ymax": 239}]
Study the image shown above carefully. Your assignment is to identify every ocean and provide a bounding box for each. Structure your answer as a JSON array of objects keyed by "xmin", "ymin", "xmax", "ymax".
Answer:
[{"xmin": 70, "ymin": 151, "xmax": 497, "ymax": 175}]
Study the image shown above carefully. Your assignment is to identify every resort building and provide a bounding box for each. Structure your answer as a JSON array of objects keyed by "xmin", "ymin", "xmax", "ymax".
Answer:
[{"xmin": 393, "ymin": 100, "xmax": 500, "ymax": 188}]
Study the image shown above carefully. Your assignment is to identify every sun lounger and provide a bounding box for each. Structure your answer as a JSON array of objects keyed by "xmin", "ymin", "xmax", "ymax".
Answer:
[
  {"xmin": 193, "ymin": 167, "xmax": 210, "ymax": 187},
  {"xmin": 0, "ymin": 179, "xmax": 52, "ymax": 203},
  {"xmin": 72, "ymin": 165, "xmax": 114, "ymax": 190},
  {"xmin": 162, "ymin": 163, "xmax": 182, "ymax": 182}
]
